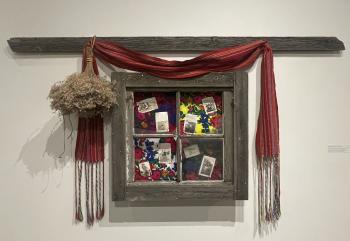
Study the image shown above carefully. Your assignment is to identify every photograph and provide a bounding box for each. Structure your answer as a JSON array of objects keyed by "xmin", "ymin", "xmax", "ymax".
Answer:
[
  {"xmin": 198, "ymin": 155, "xmax": 216, "ymax": 177},
  {"xmin": 184, "ymin": 114, "xmax": 198, "ymax": 134},
  {"xmin": 158, "ymin": 143, "xmax": 172, "ymax": 163},
  {"xmin": 139, "ymin": 161, "xmax": 152, "ymax": 177},
  {"xmin": 202, "ymin": 96, "xmax": 217, "ymax": 115},
  {"xmin": 184, "ymin": 121, "xmax": 196, "ymax": 134},
  {"xmin": 183, "ymin": 144, "xmax": 200, "ymax": 158},
  {"xmin": 137, "ymin": 97, "xmax": 158, "ymax": 113},
  {"xmin": 155, "ymin": 112, "xmax": 169, "ymax": 132}
]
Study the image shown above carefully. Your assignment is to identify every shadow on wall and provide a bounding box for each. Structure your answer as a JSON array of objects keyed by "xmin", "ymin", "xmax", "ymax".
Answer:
[
  {"xmin": 16, "ymin": 115, "xmax": 77, "ymax": 179},
  {"xmin": 107, "ymin": 200, "xmax": 244, "ymax": 225},
  {"xmin": 15, "ymin": 113, "xmax": 243, "ymax": 225},
  {"xmin": 14, "ymin": 55, "xmax": 248, "ymax": 225}
]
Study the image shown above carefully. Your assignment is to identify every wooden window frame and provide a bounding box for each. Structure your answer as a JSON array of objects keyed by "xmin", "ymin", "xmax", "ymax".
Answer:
[{"xmin": 111, "ymin": 71, "xmax": 248, "ymax": 202}]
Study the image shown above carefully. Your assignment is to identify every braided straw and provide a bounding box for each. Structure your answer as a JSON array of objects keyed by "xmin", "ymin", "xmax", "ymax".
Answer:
[{"xmin": 84, "ymin": 46, "xmax": 95, "ymax": 76}]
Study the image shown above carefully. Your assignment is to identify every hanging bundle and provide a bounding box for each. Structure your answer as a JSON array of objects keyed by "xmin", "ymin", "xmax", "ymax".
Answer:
[{"xmin": 48, "ymin": 38, "xmax": 117, "ymax": 225}]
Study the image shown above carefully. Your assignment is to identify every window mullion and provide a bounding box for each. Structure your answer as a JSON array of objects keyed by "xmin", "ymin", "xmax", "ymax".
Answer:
[{"xmin": 176, "ymin": 91, "xmax": 182, "ymax": 182}]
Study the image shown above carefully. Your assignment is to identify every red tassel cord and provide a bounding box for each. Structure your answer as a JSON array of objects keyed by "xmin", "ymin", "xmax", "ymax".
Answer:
[
  {"xmin": 74, "ymin": 39, "xmax": 105, "ymax": 226},
  {"xmin": 75, "ymin": 116, "xmax": 105, "ymax": 225}
]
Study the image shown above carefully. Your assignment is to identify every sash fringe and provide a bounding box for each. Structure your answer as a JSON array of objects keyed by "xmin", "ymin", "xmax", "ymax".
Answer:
[
  {"xmin": 74, "ymin": 116, "xmax": 105, "ymax": 226},
  {"xmin": 258, "ymin": 156, "xmax": 281, "ymax": 229},
  {"xmin": 75, "ymin": 160, "xmax": 105, "ymax": 226}
]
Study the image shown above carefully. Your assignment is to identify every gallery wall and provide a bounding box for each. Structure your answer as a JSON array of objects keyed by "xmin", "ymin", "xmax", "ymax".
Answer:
[{"xmin": 1, "ymin": 0, "xmax": 349, "ymax": 240}]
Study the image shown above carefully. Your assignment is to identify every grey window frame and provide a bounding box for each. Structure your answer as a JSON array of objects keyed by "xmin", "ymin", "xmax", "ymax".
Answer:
[{"xmin": 111, "ymin": 71, "xmax": 248, "ymax": 202}]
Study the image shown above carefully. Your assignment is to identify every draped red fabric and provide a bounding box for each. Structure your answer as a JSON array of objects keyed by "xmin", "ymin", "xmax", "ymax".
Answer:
[
  {"xmin": 93, "ymin": 39, "xmax": 279, "ymax": 158},
  {"xmin": 76, "ymin": 38, "xmax": 281, "ymax": 225}
]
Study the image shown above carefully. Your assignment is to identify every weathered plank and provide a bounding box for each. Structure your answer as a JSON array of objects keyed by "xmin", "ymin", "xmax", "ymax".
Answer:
[
  {"xmin": 125, "ymin": 182, "xmax": 235, "ymax": 201},
  {"xmin": 111, "ymin": 75, "xmax": 127, "ymax": 201},
  {"xmin": 119, "ymin": 72, "xmax": 235, "ymax": 88},
  {"xmin": 233, "ymin": 71, "xmax": 249, "ymax": 200},
  {"xmin": 125, "ymin": 91, "xmax": 134, "ymax": 183},
  {"xmin": 223, "ymin": 90, "xmax": 234, "ymax": 183},
  {"xmin": 8, "ymin": 36, "xmax": 345, "ymax": 53}
]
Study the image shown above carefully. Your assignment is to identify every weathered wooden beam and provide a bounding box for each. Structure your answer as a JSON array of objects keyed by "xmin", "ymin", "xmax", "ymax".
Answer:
[{"xmin": 7, "ymin": 36, "xmax": 345, "ymax": 53}]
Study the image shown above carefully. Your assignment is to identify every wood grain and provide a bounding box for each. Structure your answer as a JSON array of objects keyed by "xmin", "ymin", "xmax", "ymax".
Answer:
[
  {"xmin": 111, "ymin": 75, "xmax": 127, "ymax": 201},
  {"xmin": 120, "ymin": 72, "xmax": 235, "ymax": 88},
  {"xmin": 8, "ymin": 36, "xmax": 345, "ymax": 53},
  {"xmin": 233, "ymin": 71, "xmax": 249, "ymax": 200},
  {"xmin": 223, "ymin": 90, "xmax": 234, "ymax": 182},
  {"xmin": 125, "ymin": 183, "xmax": 235, "ymax": 201},
  {"xmin": 111, "ymin": 71, "xmax": 249, "ymax": 202}
]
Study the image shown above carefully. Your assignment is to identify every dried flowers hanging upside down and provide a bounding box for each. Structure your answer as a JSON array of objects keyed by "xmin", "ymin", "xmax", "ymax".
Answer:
[
  {"xmin": 48, "ymin": 39, "xmax": 116, "ymax": 226},
  {"xmin": 48, "ymin": 67, "xmax": 116, "ymax": 116}
]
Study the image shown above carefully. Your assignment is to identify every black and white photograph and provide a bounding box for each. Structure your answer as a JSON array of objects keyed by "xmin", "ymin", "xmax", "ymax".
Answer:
[
  {"xmin": 158, "ymin": 143, "xmax": 172, "ymax": 164},
  {"xmin": 202, "ymin": 96, "xmax": 217, "ymax": 115},
  {"xmin": 183, "ymin": 144, "xmax": 200, "ymax": 158},
  {"xmin": 139, "ymin": 161, "xmax": 152, "ymax": 177},
  {"xmin": 184, "ymin": 114, "xmax": 198, "ymax": 134},
  {"xmin": 155, "ymin": 112, "xmax": 169, "ymax": 132},
  {"xmin": 184, "ymin": 122, "xmax": 196, "ymax": 134},
  {"xmin": 198, "ymin": 155, "xmax": 216, "ymax": 177},
  {"xmin": 137, "ymin": 97, "xmax": 158, "ymax": 113}
]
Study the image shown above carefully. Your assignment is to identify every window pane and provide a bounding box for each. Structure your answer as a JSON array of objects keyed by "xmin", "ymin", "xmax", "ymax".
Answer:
[
  {"xmin": 180, "ymin": 92, "xmax": 223, "ymax": 135},
  {"xmin": 181, "ymin": 138, "xmax": 223, "ymax": 181},
  {"xmin": 134, "ymin": 92, "xmax": 177, "ymax": 134},
  {"xmin": 134, "ymin": 137, "xmax": 177, "ymax": 182}
]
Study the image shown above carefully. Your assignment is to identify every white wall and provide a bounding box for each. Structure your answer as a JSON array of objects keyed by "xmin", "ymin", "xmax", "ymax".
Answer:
[{"xmin": 1, "ymin": 0, "xmax": 350, "ymax": 240}]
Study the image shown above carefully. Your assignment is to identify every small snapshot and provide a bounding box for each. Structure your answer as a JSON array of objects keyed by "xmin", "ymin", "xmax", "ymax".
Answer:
[
  {"xmin": 183, "ymin": 144, "xmax": 200, "ymax": 158},
  {"xmin": 137, "ymin": 97, "xmax": 158, "ymax": 113},
  {"xmin": 155, "ymin": 112, "xmax": 169, "ymax": 132},
  {"xmin": 158, "ymin": 143, "xmax": 172, "ymax": 164},
  {"xmin": 184, "ymin": 114, "xmax": 198, "ymax": 134},
  {"xmin": 139, "ymin": 161, "xmax": 151, "ymax": 177},
  {"xmin": 198, "ymin": 155, "xmax": 216, "ymax": 178},
  {"xmin": 202, "ymin": 96, "xmax": 217, "ymax": 115}
]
